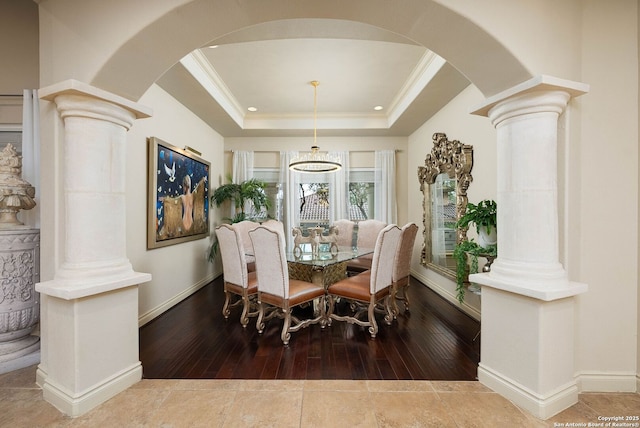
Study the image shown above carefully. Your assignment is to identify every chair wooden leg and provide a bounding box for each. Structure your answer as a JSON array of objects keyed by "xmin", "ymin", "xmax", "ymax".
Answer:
[
  {"xmin": 367, "ymin": 299, "xmax": 379, "ymax": 338},
  {"xmin": 391, "ymin": 285, "xmax": 400, "ymax": 319},
  {"xmin": 240, "ymin": 295, "xmax": 250, "ymax": 328},
  {"xmin": 281, "ymin": 308, "xmax": 292, "ymax": 346},
  {"xmin": 383, "ymin": 296, "xmax": 393, "ymax": 325},
  {"xmin": 402, "ymin": 283, "xmax": 411, "ymax": 312},
  {"xmin": 256, "ymin": 301, "xmax": 265, "ymax": 334},
  {"xmin": 222, "ymin": 290, "xmax": 231, "ymax": 319},
  {"xmin": 240, "ymin": 290, "xmax": 261, "ymax": 328}
]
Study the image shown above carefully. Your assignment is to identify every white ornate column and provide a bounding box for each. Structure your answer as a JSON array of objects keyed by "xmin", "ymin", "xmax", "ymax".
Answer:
[
  {"xmin": 36, "ymin": 80, "xmax": 152, "ymax": 417},
  {"xmin": 470, "ymin": 75, "xmax": 589, "ymax": 419}
]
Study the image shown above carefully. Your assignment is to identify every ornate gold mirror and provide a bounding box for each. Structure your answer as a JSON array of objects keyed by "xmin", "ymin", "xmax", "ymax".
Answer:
[{"xmin": 418, "ymin": 133, "xmax": 474, "ymax": 280}]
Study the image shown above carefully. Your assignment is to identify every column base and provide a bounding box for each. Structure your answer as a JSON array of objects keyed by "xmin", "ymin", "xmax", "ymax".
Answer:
[
  {"xmin": 479, "ymin": 363, "xmax": 579, "ymax": 420},
  {"xmin": 474, "ymin": 284, "xmax": 587, "ymax": 420},
  {"xmin": 42, "ymin": 362, "xmax": 141, "ymax": 417},
  {"xmin": 36, "ymin": 272, "xmax": 150, "ymax": 417}
]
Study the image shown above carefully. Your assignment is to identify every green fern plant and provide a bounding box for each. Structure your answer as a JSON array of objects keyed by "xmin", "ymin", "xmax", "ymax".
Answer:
[
  {"xmin": 455, "ymin": 199, "xmax": 497, "ymax": 234},
  {"xmin": 453, "ymin": 240, "xmax": 497, "ymax": 303},
  {"xmin": 209, "ymin": 174, "xmax": 272, "ymax": 261},
  {"xmin": 211, "ymin": 174, "xmax": 272, "ymax": 222}
]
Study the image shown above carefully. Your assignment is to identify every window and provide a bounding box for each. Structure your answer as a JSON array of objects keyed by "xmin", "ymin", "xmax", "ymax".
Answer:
[
  {"xmin": 0, "ymin": 129, "xmax": 22, "ymax": 153},
  {"xmin": 299, "ymin": 182, "xmax": 330, "ymax": 229},
  {"xmin": 297, "ymin": 169, "xmax": 375, "ymax": 228},
  {"xmin": 348, "ymin": 182, "xmax": 372, "ymax": 221},
  {"xmin": 252, "ymin": 168, "xmax": 279, "ymax": 220},
  {"xmin": 349, "ymin": 168, "xmax": 375, "ymax": 221},
  {"xmin": 253, "ymin": 166, "xmax": 376, "ymax": 231}
]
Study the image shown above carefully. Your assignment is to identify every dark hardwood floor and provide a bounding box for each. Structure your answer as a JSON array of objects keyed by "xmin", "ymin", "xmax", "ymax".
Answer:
[{"xmin": 139, "ymin": 276, "xmax": 480, "ymax": 380}]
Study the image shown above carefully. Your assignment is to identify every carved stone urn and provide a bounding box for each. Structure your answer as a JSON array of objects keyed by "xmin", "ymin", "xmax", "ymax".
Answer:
[
  {"xmin": 0, "ymin": 144, "xmax": 39, "ymax": 374},
  {"xmin": 0, "ymin": 144, "xmax": 36, "ymax": 228}
]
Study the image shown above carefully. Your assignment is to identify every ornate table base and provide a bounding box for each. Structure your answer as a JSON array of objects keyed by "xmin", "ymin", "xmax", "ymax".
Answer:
[{"xmin": 287, "ymin": 261, "xmax": 347, "ymax": 288}]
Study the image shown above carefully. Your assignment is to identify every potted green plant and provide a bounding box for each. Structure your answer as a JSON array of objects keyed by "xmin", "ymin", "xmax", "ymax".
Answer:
[
  {"xmin": 455, "ymin": 199, "xmax": 497, "ymax": 248},
  {"xmin": 453, "ymin": 199, "xmax": 497, "ymax": 303},
  {"xmin": 209, "ymin": 174, "xmax": 272, "ymax": 260},
  {"xmin": 452, "ymin": 240, "xmax": 497, "ymax": 303},
  {"xmin": 211, "ymin": 174, "xmax": 272, "ymax": 223}
]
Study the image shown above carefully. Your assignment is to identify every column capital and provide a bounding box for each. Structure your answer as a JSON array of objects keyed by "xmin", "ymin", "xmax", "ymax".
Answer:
[
  {"xmin": 471, "ymin": 75, "xmax": 589, "ymax": 121},
  {"xmin": 39, "ymin": 79, "xmax": 152, "ymax": 129}
]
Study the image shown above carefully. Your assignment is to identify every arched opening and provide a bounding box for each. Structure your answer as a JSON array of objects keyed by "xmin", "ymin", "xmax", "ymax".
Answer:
[
  {"xmin": 89, "ymin": 0, "xmax": 531, "ymax": 102},
  {"xmin": 36, "ymin": 0, "xmax": 549, "ymax": 418},
  {"xmin": 81, "ymin": 0, "xmax": 534, "ymax": 371}
]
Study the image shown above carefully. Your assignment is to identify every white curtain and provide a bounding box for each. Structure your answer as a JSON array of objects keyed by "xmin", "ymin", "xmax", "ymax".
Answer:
[
  {"xmin": 231, "ymin": 150, "xmax": 254, "ymax": 218},
  {"xmin": 328, "ymin": 151, "xmax": 349, "ymax": 223},
  {"xmin": 279, "ymin": 151, "xmax": 299, "ymax": 250},
  {"xmin": 232, "ymin": 150, "xmax": 254, "ymax": 184},
  {"xmin": 374, "ymin": 150, "xmax": 396, "ymax": 224},
  {"xmin": 21, "ymin": 89, "xmax": 40, "ymax": 228}
]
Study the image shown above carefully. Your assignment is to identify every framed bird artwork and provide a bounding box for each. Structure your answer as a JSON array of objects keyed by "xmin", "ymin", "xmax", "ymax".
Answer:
[{"xmin": 147, "ymin": 137, "xmax": 210, "ymax": 249}]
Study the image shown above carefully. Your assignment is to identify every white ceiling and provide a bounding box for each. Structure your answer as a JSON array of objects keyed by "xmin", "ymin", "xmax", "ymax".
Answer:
[{"xmin": 157, "ymin": 19, "xmax": 470, "ymax": 138}]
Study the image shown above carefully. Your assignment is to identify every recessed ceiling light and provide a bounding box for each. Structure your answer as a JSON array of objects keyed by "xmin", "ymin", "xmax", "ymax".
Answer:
[
  {"xmin": 374, "ymin": 105, "xmax": 384, "ymax": 111},
  {"xmin": 247, "ymin": 106, "xmax": 257, "ymax": 112},
  {"xmin": 207, "ymin": 45, "xmax": 219, "ymax": 49}
]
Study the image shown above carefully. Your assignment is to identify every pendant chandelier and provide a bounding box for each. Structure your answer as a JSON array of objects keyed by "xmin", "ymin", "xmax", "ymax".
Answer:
[{"xmin": 289, "ymin": 81, "xmax": 342, "ymax": 173}]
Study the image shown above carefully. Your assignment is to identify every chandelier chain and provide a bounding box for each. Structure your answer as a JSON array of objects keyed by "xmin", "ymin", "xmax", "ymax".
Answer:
[
  {"xmin": 312, "ymin": 80, "xmax": 318, "ymax": 145},
  {"xmin": 288, "ymin": 80, "xmax": 341, "ymax": 173}
]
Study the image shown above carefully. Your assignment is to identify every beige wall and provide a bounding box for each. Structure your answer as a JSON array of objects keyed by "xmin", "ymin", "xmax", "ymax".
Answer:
[
  {"xmin": 0, "ymin": 0, "xmax": 39, "ymax": 125},
  {"xmin": 437, "ymin": 0, "xmax": 583, "ymax": 79},
  {"xmin": 408, "ymin": 85, "xmax": 497, "ymax": 318},
  {"xmin": 127, "ymin": 84, "xmax": 224, "ymax": 324},
  {"xmin": 36, "ymin": 0, "xmax": 181, "ymax": 92},
  {"xmin": 574, "ymin": 0, "xmax": 638, "ymax": 389},
  {"xmin": 0, "ymin": 0, "xmax": 38, "ymax": 95}
]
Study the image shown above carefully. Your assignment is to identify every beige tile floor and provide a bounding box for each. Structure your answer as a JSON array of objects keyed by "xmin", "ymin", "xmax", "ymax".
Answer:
[{"xmin": 1, "ymin": 365, "xmax": 638, "ymax": 427}]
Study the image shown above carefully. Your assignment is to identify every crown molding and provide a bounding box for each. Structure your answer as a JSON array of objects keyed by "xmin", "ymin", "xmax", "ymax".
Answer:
[
  {"xmin": 386, "ymin": 51, "xmax": 446, "ymax": 127},
  {"xmin": 180, "ymin": 50, "xmax": 246, "ymax": 127}
]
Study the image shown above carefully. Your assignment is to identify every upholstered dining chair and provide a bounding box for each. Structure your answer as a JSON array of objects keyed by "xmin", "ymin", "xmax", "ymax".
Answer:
[
  {"xmin": 248, "ymin": 225, "xmax": 326, "ymax": 346},
  {"xmin": 261, "ymin": 219, "xmax": 285, "ymax": 235},
  {"xmin": 326, "ymin": 224, "xmax": 402, "ymax": 338},
  {"xmin": 215, "ymin": 224, "xmax": 259, "ymax": 327},
  {"xmin": 232, "ymin": 220, "xmax": 261, "ymax": 272},
  {"xmin": 332, "ymin": 219, "xmax": 356, "ymax": 249},
  {"xmin": 391, "ymin": 222, "xmax": 419, "ymax": 316},
  {"xmin": 346, "ymin": 219, "xmax": 387, "ymax": 273}
]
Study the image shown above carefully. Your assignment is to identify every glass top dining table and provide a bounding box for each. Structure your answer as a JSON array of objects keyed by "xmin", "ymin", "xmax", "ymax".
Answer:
[
  {"xmin": 286, "ymin": 246, "xmax": 373, "ymax": 266},
  {"xmin": 286, "ymin": 245, "xmax": 373, "ymax": 288}
]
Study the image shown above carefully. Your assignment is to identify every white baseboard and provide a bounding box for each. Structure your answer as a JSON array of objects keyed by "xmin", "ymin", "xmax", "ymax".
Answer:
[
  {"xmin": 36, "ymin": 365, "xmax": 47, "ymax": 388},
  {"xmin": 42, "ymin": 362, "xmax": 142, "ymax": 417},
  {"xmin": 138, "ymin": 272, "xmax": 219, "ymax": 327},
  {"xmin": 411, "ymin": 270, "xmax": 481, "ymax": 321},
  {"xmin": 478, "ymin": 363, "xmax": 579, "ymax": 420},
  {"xmin": 576, "ymin": 371, "xmax": 638, "ymax": 393}
]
